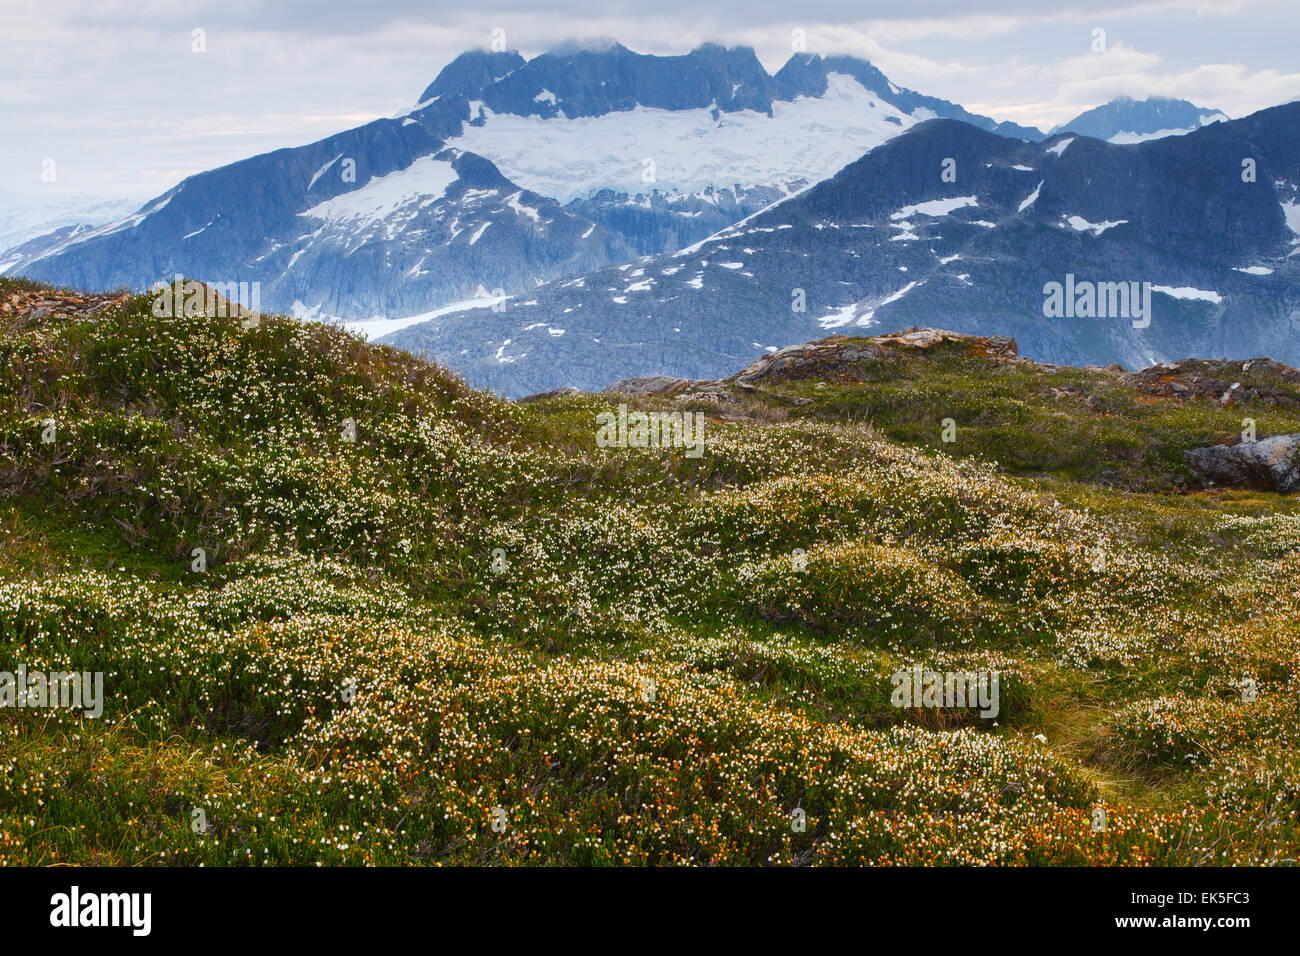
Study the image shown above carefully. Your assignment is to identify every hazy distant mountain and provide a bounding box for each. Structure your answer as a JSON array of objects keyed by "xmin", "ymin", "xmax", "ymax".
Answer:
[
  {"xmin": 383, "ymin": 102, "xmax": 1300, "ymax": 396},
  {"xmin": 1051, "ymin": 96, "xmax": 1228, "ymax": 144},
  {"xmin": 0, "ymin": 190, "xmax": 144, "ymax": 268}
]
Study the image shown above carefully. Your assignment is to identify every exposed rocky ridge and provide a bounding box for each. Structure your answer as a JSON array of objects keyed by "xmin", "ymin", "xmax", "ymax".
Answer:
[
  {"xmin": 1126, "ymin": 358, "xmax": 1300, "ymax": 407},
  {"xmin": 595, "ymin": 330, "xmax": 1027, "ymax": 400},
  {"xmin": 591, "ymin": 329, "xmax": 1300, "ymax": 404},
  {"xmin": 0, "ymin": 281, "xmax": 259, "ymax": 328},
  {"xmin": 1, "ymin": 287, "xmax": 133, "ymax": 323},
  {"xmin": 590, "ymin": 327, "xmax": 1300, "ymax": 493},
  {"xmin": 733, "ymin": 329, "xmax": 1019, "ymax": 384}
]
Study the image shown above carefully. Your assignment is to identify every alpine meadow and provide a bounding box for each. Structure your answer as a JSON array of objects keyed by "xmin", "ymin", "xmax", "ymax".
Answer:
[{"xmin": 2, "ymin": 0, "xmax": 1299, "ymax": 932}]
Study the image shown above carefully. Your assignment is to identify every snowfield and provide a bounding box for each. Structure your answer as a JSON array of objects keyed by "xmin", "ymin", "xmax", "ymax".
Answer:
[
  {"xmin": 301, "ymin": 156, "xmax": 460, "ymax": 226},
  {"xmin": 1152, "ymin": 284, "xmax": 1223, "ymax": 304},
  {"xmin": 891, "ymin": 196, "xmax": 979, "ymax": 219},
  {"xmin": 1063, "ymin": 214, "xmax": 1128, "ymax": 237},
  {"xmin": 447, "ymin": 74, "xmax": 921, "ymax": 202}
]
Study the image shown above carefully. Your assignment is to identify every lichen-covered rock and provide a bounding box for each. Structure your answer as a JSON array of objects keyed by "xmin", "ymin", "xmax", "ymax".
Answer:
[
  {"xmin": 602, "ymin": 375, "xmax": 706, "ymax": 395},
  {"xmin": 1185, "ymin": 434, "xmax": 1300, "ymax": 493},
  {"xmin": 732, "ymin": 329, "xmax": 1017, "ymax": 385}
]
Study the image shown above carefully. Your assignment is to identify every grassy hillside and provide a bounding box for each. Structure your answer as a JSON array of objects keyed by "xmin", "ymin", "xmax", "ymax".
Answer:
[{"xmin": 1, "ymin": 277, "xmax": 1297, "ymax": 865}]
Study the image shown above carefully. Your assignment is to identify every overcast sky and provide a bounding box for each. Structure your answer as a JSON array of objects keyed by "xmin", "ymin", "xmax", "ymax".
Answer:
[{"xmin": 3, "ymin": 0, "xmax": 1299, "ymax": 201}]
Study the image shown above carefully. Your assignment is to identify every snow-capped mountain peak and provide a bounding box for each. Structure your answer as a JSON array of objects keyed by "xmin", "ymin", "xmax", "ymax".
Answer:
[
  {"xmin": 380, "ymin": 102, "xmax": 1300, "ymax": 397},
  {"xmin": 1051, "ymin": 95, "xmax": 1229, "ymax": 144},
  {"xmin": 4, "ymin": 41, "xmax": 1047, "ymax": 322}
]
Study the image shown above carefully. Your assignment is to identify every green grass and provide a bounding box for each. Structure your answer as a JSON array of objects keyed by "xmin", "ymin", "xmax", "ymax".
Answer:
[
  {"xmin": 1, "ymin": 277, "xmax": 1297, "ymax": 865},
  {"xmin": 708, "ymin": 337, "xmax": 1300, "ymax": 491}
]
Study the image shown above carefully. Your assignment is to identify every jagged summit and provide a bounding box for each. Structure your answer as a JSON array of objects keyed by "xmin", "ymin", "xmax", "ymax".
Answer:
[
  {"xmin": 416, "ymin": 49, "xmax": 525, "ymax": 104},
  {"xmin": 415, "ymin": 42, "xmax": 1047, "ymax": 133},
  {"xmin": 775, "ymin": 53, "xmax": 1043, "ymax": 140}
]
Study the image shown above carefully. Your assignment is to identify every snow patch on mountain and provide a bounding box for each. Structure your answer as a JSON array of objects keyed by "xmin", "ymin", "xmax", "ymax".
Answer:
[
  {"xmin": 308, "ymin": 154, "xmax": 345, "ymax": 191},
  {"xmin": 446, "ymin": 73, "xmax": 917, "ymax": 202},
  {"xmin": 295, "ymin": 292, "xmax": 508, "ymax": 340},
  {"xmin": 494, "ymin": 339, "xmax": 527, "ymax": 364},
  {"xmin": 1018, "ymin": 181, "xmax": 1044, "ymax": 212},
  {"xmin": 1282, "ymin": 201, "xmax": 1300, "ymax": 236},
  {"xmin": 504, "ymin": 191, "xmax": 542, "ymax": 222},
  {"xmin": 818, "ymin": 303, "xmax": 861, "ymax": 328},
  {"xmin": 891, "ymin": 196, "xmax": 978, "ymax": 219},
  {"xmin": 857, "ymin": 281, "xmax": 921, "ymax": 326},
  {"xmin": 1109, "ymin": 119, "xmax": 1226, "ymax": 144},
  {"xmin": 1152, "ymin": 285, "xmax": 1223, "ymax": 304},
  {"xmin": 1063, "ymin": 214, "xmax": 1127, "ymax": 236},
  {"xmin": 301, "ymin": 156, "xmax": 460, "ymax": 226}
]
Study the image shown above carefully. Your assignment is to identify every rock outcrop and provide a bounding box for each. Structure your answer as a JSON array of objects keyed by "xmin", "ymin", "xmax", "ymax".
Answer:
[
  {"xmin": 734, "ymin": 329, "xmax": 1017, "ymax": 384},
  {"xmin": 602, "ymin": 376, "xmax": 711, "ymax": 395},
  {"xmin": 1185, "ymin": 434, "xmax": 1300, "ymax": 493}
]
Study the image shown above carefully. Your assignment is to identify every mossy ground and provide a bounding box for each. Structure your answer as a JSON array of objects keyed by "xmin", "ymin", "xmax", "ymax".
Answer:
[{"xmin": 1, "ymin": 277, "xmax": 1296, "ymax": 865}]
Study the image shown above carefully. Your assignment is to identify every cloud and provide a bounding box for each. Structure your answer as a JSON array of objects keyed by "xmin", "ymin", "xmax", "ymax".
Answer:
[{"xmin": 0, "ymin": 0, "xmax": 1296, "ymax": 196}]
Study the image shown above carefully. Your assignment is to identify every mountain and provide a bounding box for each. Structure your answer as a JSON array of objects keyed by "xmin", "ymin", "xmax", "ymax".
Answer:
[
  {"xmin": 0, "ymin": 224, "xmax": 98, "ymax": 276},
  {"xmin": 773, "ymin": 53, "xmax": 1042, "ymax": 140},
  {"xmin": 1051, "ymin": 95, "xmax": 1229, "ymax": 144},
  {"xmin": 5, "ymin": 43, "xmax": 1041, "ymax": 322},
  {"xmin": 4, "ymin": 102, "xmax": 626, "ymax": 326},
  {"xmin": 383, "ymin": 102, "xmax": 1300, "ymax": 397},
  {"xmin": 442, "ymin": 46, "xmax": 1043, "ymax": 256},
  {"xmin": 0, "ymin": 189, "xmax": 144, "ymax": 264}
]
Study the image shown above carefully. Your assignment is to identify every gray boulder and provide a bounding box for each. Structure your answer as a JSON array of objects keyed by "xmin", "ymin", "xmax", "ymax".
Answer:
[
  {"xmin": 1185, "ymin": 434, "xmax": 1300, "ymax": 493},
  {"xmin": 602, "ymin": 376, "xmax": 707, "ymax": 395}
]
